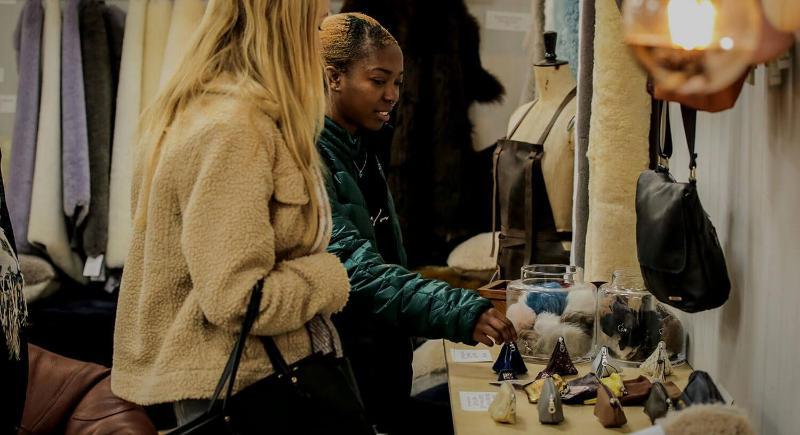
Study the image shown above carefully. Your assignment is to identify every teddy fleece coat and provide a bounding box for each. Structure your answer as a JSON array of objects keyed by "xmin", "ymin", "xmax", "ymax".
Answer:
[{"xmin": 111, "ymin": 79, "xmax": 350, "ymax": 405}]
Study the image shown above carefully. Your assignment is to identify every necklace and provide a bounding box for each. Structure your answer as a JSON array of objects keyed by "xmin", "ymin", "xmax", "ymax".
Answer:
[{"xmin": 356, "ymin": 154, "xmax": 369, "ymax": 178}]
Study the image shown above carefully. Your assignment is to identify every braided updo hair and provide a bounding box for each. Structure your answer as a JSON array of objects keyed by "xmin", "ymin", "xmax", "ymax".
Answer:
[{"xmin": 320, "ymin": 13, "xmax": 399, "ymax": 72}]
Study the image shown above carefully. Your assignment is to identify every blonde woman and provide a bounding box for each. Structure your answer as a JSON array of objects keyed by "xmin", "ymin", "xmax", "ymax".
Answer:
[{"xmin": 111, "ymin": 1, "xmax": 369, "ymax": 432}]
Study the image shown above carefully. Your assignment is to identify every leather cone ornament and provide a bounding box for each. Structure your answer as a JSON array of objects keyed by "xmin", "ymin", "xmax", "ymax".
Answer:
[
  {"xmin": 542, "ymin": 336, "xmax": 578, "ymax": 376},
  {"xmin": 640, "ymin": 341, "xmax": 672, "ymax": 380},
  {"xmin": 492, "ymin": 342, "xmax": 528, "ymax": 375},
  {"xmin": 489, "ymin": 381, "xmax": 516, "ymax": 424},
  {"xmin": 763, "ymin": 0, "xmax": 800, "ymax": 32}
]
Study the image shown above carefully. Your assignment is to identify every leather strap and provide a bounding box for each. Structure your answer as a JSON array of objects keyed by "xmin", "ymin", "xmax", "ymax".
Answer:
[
  {"xmin": 536, "ymin": 87, "xmax": 578, "ymax": 145},
  {"xmin": 655, "ymin": 101, "xmax": 699, "ymax": 179},
  {"xmin": 208, "ymin": 278, "xmax": 265, "ymax": 413},
  {"xmin": 508, "ymin": 99, "xmax": 538, "ymax": 139},
  {"xmin": 524, "ymin": 150, "xmax": 537, "ymax": 265}
]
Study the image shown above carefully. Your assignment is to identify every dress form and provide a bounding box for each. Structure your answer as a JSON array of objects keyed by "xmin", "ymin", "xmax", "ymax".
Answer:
[{"xmin": 506, "ymin": 51, "xmax": 577, "ymax": 235}]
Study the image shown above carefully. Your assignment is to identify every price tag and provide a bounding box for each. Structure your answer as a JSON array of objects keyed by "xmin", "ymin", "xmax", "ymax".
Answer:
[
  {"xmin": 83, "ymin": 255, "xmax": 105, "ymax": 280},
  {"xmin": 451, "ymin": 349, "xmax": 493, "ymax": 363},
  {"xmin": 459, "ymin": 392, "xmax": 497, "ymax": 412}
]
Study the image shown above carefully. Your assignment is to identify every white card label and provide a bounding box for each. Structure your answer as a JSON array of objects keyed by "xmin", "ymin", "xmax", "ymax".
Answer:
[
  {"xmin": 485, "ymin": 11, "xmax": 532, "ymax": 33},
  {"xmin": 451, "ymin": 349, "xmax": 493, "ymax": 363},
  {"xmin": 0, "ymin": 95, "xmax": 15, "ymax": 114},
  {"xmin": 459, "ymin": 392, "xmax": 497, "ymax": 411},
  {"xmin": 83, "ymin": 254, "xmax": 105, "ymax": 278}
]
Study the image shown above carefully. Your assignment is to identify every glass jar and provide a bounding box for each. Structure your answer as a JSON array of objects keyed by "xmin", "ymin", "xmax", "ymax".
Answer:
[
  {"xmin": 506, "ymin": 265, "xmax": 596, "ymax": 362},
  {"xmin": 595, "ymin": 269, "xmax": 687, "ymax": 366}
]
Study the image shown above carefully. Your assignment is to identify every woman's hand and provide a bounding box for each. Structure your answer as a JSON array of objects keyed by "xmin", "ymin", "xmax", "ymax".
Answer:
[{"xmin": 471, "ymin": 308, "xmax": 518, "ymax": 346}]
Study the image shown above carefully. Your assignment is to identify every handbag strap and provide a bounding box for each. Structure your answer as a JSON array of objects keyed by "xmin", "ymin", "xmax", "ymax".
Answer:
[
  {"xmin": 655, "ymin": 100, "xmax": 699, "ymax": 182},
  {"xmin": 206, "ymin": 278, "xmax": 265, "ymax": 413}
]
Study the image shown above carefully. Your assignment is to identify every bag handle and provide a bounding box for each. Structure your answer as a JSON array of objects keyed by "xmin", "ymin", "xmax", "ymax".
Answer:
[
  {"xmin": 206, "ymin": 279, "xmax": 265, "ymax": 413},
  {"xmin": 655, "ymin": 101, "xmax": 699, "ymax": 182}
]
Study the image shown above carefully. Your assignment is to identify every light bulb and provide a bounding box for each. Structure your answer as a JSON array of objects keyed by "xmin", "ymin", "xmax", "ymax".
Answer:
[{"xmin": 623, "ymin": 0, "xmax": 761, "ymax": 95}]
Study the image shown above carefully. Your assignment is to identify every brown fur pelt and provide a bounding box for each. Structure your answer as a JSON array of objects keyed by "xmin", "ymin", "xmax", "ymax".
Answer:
[{"xmin": 342, "ymin": 0, "xmax": 505, "ymax": 267}]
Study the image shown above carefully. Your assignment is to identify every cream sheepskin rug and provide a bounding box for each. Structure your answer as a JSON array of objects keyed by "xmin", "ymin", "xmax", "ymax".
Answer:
[
  {"xmin": 583, "ymin": 0, "xmax": 650, "ymax": 282},
  {"xmin": 107, "ymin": 0, "xmax": 148, "ymax": 268}
]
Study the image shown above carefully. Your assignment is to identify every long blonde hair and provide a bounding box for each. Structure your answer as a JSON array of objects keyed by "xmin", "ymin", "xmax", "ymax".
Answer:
[{"xmin": 134, "ymin": 0, "xmax": 326, "ymax": 246}]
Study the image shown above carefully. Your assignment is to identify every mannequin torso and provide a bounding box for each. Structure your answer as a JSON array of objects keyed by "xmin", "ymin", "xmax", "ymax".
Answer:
[{"xmin": 506, "ymin": 63, "xmax": 577, "ymax": 234}]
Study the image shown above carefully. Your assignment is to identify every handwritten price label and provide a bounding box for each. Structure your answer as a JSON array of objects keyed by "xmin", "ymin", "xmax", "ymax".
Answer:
[{"xmin": 451, "ymin": 349, "xmax": 493, "ymax": 363}]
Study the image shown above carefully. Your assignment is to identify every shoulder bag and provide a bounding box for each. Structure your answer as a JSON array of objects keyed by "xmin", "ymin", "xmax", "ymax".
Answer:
[
  {"xmin": 170, "ymin": 280, "xmax": 373, "ymax": 435},
  {"xmin": 636, "ymin": 101, "xmax": 731, "ymax": 313}
]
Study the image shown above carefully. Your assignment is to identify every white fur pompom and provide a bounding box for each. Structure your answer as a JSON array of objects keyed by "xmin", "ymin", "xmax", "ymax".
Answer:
[{"xmin": 506, "ymin": 301, "xmax": 536, "ymax": 332}]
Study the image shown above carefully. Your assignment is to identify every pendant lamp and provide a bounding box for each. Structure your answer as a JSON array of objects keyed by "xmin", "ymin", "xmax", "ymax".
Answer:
[{"xmin": 623, "ymin": 0, "xmax": 761, "ymax": 95}]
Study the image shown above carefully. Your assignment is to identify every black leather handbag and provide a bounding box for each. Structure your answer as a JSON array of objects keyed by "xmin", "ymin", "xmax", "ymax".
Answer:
[
  {"xmin": 171, "ymin": 280, "xmax": 373, "ymax": 435},
  {"xmin": 636, "ymin": 101, "xmax": 731, "ymax": 313},
  {"xmin": 492, "ymin": 88, "xmax": 576, "ymax": 279}
]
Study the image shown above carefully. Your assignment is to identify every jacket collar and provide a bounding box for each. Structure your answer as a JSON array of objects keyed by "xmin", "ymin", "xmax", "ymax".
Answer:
[
  {"xmin": 321, "ymin": 116, "xmax": 362, "ymax": 161},
  {"xmin": 202, "ymin": 73, "xmax": 281, "ymax": 119}
]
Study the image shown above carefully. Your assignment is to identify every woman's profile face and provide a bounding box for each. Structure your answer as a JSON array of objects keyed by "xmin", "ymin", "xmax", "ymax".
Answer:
[{"xmin": 328, "ymin": 44, "xmax": 404, "ymax": 133}]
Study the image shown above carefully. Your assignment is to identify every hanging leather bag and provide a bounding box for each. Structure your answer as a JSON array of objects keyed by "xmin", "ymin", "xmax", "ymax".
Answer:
[
  {"xmin": 636, "ymin": 101, "xmax": 731, "ymax": 313},
  {"xmin": 171, "ymin": 280, "xmax": 372, "ymax": 435},
  {"xmin": 492, "ymin": 89, "xmax": 576, "ymax": 279}
]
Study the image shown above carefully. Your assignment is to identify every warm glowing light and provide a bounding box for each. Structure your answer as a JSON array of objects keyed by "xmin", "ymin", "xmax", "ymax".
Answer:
[
  {"xmin": 719, "ymin": 37, "xmax": 734, "ymax": 50},
  {"xmin": 667, "ymin": 0, "xmax": 717, "ymax": 49}
]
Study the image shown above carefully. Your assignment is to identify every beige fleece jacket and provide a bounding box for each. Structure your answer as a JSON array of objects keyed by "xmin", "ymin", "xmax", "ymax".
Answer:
[{"xmin": 111, "ymin": 79, "xmax": 350, "ymax": 405}]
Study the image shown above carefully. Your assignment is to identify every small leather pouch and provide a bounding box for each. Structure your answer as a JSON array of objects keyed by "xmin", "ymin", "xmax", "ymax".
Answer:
[
  {"xmin": 489, "ymin": 382, "xmax": 517, "ymax": 424},
  {"xmin": 492, "ymin": 342, "xmax": 528, "ymax": 375},
  {"xmin": 585, "ymin": 373, "xmax": 624, "ymax": 405},
  {"xmin": 594, "ymin": 380, "xmax": 627, "ymax": 428},
  {"xmin": 592, "ymin": 347, "xmax": 619, "ymax": 378},
  {"xmin": 542, "ymin": 336, "xmax": 578, "ymax": 376},
  {"xmin": 524, "ymin": 373, "xmax": 565, "ymax": 404},
  {"xmin": 663, "ymin": 381, "xmax": 683, "ymax": 401},
  {"xmin": 538, "ymin": 378, "xmax": 564, "ymax": 424},
  {"xmin": 640, "ymin": 341, "xmax": 672, "ymax": 381},
  {"xmin": 680, "ymin": 371, "xmax": 725, "ymax": 407},
  {"xmin": 620, "ymin": 375, "xmax": 653, "ymax": 406},
  {"xmin": 562, "ymin": 373, "xmax": 599, "ymax": 405},
  {"xmin": 644, "ymin": 381, "xmax": 672, "ymax": 424}
]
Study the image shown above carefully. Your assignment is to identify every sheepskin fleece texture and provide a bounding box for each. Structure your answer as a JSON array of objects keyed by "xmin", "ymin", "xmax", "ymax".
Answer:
[
  {"xmin": 447, "ymin": 232, "xmax": 497, "ymax": 272},
  {"xmin": 519, "ymin": 0, "xmax": 546, "ymax": 105},
  {"xmin": 662, "ymin": 405, "xmax": 755, "ymax": 435},
  {"xmin": 342, "ymin": 0, "xmax": 505, "ymax": 266},
  {"xmin": 140, "ymin": 0, "xmax": 171, "ymax": 111},
  {"xmin": 107, "ymin": 0, "xmax": 147, "ymax": 269},
  {"xmin": 111, "ymin": 79, "xmax": 350, "ymax": 405},
  {"xmin": 9, "ymin": 0, "xmax": 43, "ymax": 255},
  {"xmin": 572, "ymin": 0, "xmax": 595, "ymax": 268},
  {"xmin": 584, "ymin": 0, "xmax": 650, "ymax": 282},
  {"xmin": 28, "ymin": 0, "xmax": 84, "ymax": 282},
  {"xmin": 78, "ymin": 0, "xmax": 124, "ymax": 257},
  {"xmin": 554, "ymin": 0, "xmax": 579, "ymax": 79},
  {"xmin": 61, "ymin": 0, "xmax": 91, "ymax": 226},
  {"xmin": 158, "ymin": 0, "xmax": 205, "ymax": 89},
  {"xmin": 528, "ymin": 312, "xmax": 591, "ymax": 357}
]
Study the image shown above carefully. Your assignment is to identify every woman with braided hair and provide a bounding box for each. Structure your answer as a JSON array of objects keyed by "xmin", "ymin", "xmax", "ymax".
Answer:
[{"xmin": 318, "ymin": 13, "xmax": 517, "ymax": 434}]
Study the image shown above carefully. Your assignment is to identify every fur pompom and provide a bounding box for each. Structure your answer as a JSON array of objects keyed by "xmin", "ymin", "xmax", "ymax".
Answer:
[{"xmin": 506, "ymin": 301, "xmax": 536, "ymax": 332}]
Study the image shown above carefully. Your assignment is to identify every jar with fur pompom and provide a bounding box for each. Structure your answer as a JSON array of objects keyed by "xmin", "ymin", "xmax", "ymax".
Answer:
[
  {"xmin": 506, "ymin": 265, "xmax": 596, "ymax": 362},
  {"xmin": 595, "ymin": 269, "xmax": 687, "ymax": 366}
]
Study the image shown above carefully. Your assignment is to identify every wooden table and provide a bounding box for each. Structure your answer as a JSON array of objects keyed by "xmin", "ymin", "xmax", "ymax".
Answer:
[{"xmin": 444, "ymin": 340, "xmax": 693, "ymax": 434}]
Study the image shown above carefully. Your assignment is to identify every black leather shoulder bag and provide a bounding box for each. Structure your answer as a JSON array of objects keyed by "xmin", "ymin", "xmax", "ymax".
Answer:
[
  {"xmin": 171, "ymin": 280, "xmax": 373, "ymax": 435},
  {"xmin": 636, "ymin": 101, "xmax": 731, "ymax": 313}
]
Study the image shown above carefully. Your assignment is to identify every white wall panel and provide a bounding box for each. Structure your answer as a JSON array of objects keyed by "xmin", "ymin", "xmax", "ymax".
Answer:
[{"xmin": 688, "ymin": 41, "xmax": 800, "ymax": 435}]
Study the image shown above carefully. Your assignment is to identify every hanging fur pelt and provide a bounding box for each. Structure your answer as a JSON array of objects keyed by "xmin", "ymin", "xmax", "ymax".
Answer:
[{"xmin": 342, "ymin": 0, "xmax": 505, "ymax": 267}]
